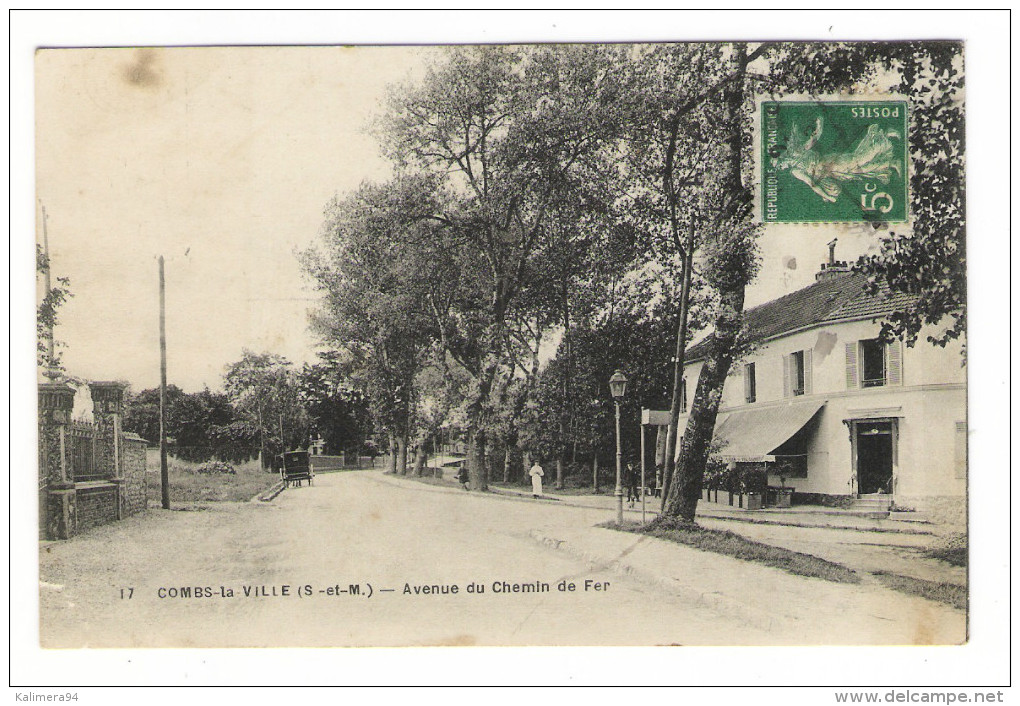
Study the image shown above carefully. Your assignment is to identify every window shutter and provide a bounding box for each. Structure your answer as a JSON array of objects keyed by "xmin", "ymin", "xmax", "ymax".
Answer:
[
  {"xmin": 845, "ymin": 342, "xmax": 859, "ymax": 389},
  {"xmin": 887, "ymin": 340, "xmax": 903, "ymax": 385},
  {"xmin": 783, "ymin": 354, "xmax": 792, "ymax": 397},
  {"xmin": 954, "ymin": 421, "xmax": 967, "ymax": 479},
  {"xmin": 803, "ymin": 349, "xmax": 813, "ymax": 395},
  {"xmin": 743, "ymin": 366, "xmax": 751, "ymax": 402},
  {"xmin": 680, "ymin": 378, "xmax": 688, "ymax": 413}
]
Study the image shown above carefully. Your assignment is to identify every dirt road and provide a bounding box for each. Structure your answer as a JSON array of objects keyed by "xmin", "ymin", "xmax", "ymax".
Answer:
[{"xmin": 40, "ymin": 471, "xmax": 776, "ymax": 647}]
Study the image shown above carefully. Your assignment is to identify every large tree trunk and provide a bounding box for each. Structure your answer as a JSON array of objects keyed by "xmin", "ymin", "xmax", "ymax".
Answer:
[
  {"xmin": 661, "ymin": 44, "xmax": 754, "ymax": 524},
  {"xmin": 412, "ymin": 444, "xmax": 425, "ymax": 476},
  {"xmin": 522, "ymin": 450, "xmax": 532, "ymax": 484},
  {"xmin": 660, "ymin": 228, "xmax": 696, "ymax": 510},
  {"xmin": 662, "ymin": 286, "xmax": 745, "ymax": 521},
  {"xmin": 387, "ymin": 435, "xmax": 397, "ymax": 475},
  {"xmin": 655, "ymin": 425, "xmax": 667, "ymax": 485},
  {"xmin": 466, "ymin": 429, "xmax": 489, "ymax": 491},
  {"xmin": 397, "ymin": 434, "xmax": 408, "ymax": 475},
  {"xmin": 503, "ymin": 446, "xmax": 511, "ymax": 483},
  {"xmin": 558, "ymin": 270, "xmax": 570, "ymax": 491},
  {"xmin": 484, "ymin": 440, "xmax": 494, "ymax": 483}
]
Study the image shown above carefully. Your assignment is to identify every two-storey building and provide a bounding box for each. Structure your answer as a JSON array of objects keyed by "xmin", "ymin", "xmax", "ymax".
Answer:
[{"xmin": 678, "ymin": 256, "xmax": 966, "ymax": 524}]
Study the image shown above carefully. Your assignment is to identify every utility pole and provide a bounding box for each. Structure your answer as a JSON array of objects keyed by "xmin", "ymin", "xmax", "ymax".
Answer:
[
  {"xmin": 39, "ymin": 203, "xmax": 59, "ymax": 380},
  {"xmin": 159, "ymin": 256, "xmax": 170, "ymax": 509}
]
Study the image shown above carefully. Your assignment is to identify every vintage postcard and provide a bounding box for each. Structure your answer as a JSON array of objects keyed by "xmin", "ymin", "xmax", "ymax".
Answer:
[{"xmin": 25, "ymin": 32, "xmax": 992, "ymax": 679}]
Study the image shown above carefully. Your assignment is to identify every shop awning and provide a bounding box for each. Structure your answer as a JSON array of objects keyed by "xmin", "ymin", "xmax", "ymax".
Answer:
[{"xmin": 713, "ymin": 400, "xmax": 825, "ymax": 462}]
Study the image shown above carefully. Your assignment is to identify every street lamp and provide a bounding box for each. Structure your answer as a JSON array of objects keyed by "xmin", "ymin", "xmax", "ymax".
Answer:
[{"xmin": 609, "ymin": 370, "xmax": 628, "ymax": 525}]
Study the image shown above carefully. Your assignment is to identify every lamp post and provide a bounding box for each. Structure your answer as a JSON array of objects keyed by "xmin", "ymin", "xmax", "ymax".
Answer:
[{"xmin": 609, "ymin": 370, "xmax": 628, "ymax": 525}]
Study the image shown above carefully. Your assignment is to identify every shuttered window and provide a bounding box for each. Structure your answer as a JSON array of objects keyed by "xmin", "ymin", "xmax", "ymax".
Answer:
[
  {"xmin": 887, "ymin": 339, "xmax": 903, "ymax": 386},
  {"xmin": 803, "ymin": 349, "xmax": 813, "ymax": 395},
  {"xmin": 744, "ymin": 363, "xmax": 756, "ymax": 403},
  {"xmin": 680, "ymin": 377, "xmax": 688, "ymax": 413},
  {"xmin": 845, "ymin": 342, "xmax": 859, "ymax": 389},
  {"xmin": 853, "ymin": 338, "xmax": 904, "ymax": 388},
  {"xmin": 786, "ymin": 350, "xmax": 808, "ymax": 397}
]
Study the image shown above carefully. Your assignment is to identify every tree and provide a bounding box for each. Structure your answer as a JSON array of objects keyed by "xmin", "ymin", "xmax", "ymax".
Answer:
[
  {"xmin": 123, "ymin": 385, "xmax": 248, "ymax": 462},
  {"xmin": 524, "ymin": 263, "xmax": 684, "ymax": 485},
  {"xmin": 123, "ymin": 385, "xmax": 185, "ymax": 446},
  {"xmin": 297, "ymin": 352, "xmax": 373, "ymax": 458},
  {"xmin": 223, "ymin": 350, "xmax": 308, "ymax": 468},
  {"xmin": 302, "ymin": 177, "xmax": 441, "ymax": 474},
  {"xmin": 377, "ymin": 44, "xmax": 630, "ymax": 490},
  {"xmin": 36, "ymin": 243, "xmax": 72, "ymax": 375},
  {"xmin": 619, "ymin": 43, "xmax": 741, "ymax": 505},
  {"xmin": 658, "ymin": 43, "xmax": 764, "ymax": 524}
]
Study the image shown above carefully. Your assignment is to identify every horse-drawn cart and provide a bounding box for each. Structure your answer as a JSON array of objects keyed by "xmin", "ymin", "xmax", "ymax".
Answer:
[{"xmin": 279, "ymin": 450, "xmax": 314, "ymax": 488}]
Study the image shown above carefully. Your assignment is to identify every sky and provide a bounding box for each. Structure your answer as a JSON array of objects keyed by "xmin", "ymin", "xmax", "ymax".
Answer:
[
  {"xmin": 34, "ymin": 43, "xmax": 886, "ymax": 394},
  {"xmin": 36, "ymin": 46, "xmax": 425, "ymax": 392}
]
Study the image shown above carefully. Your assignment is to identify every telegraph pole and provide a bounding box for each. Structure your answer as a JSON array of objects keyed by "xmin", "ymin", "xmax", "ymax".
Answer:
[
  {"xmin": 40, "ymin": 203, "xmax": 59, "ymax": 380},
  {"xmin": 159, "ymin": 256, "xmax": 170, "ymax": 509}
]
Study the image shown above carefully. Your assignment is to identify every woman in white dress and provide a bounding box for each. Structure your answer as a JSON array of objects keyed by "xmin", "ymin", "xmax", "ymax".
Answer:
[{"xmin": 529, "ymin": 461, "xmax": 544, "ymax": 498}]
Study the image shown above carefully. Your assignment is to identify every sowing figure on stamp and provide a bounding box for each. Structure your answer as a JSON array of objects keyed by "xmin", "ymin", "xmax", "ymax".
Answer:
[{"xmin": 774, "ymin": 117, "xmax": 902, "ymax": 203}]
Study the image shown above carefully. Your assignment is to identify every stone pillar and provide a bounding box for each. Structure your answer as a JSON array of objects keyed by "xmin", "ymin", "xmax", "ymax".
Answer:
[
  {"xmin": 90, "ymin": 381, "xmax": 127, "ymax": 518},
  {"xmin": 38, "ymin": 382, "xmax": 76, "ymax": 539}
]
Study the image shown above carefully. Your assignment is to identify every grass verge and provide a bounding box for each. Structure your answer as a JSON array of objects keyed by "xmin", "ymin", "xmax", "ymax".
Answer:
[
  {"xmin": 923, "ymin": 534, "xmax": 967, "ymax": 567},
  {"xmin": 871, "ymin": 571, "xmax": 967, "ymax": 610},
  {"xmin": 488, "ymin": 481, "xmax": 616, "ymax": 497},
  {"xmin": 603, "ymin": 519, "xmax": 860, "ymax": 584},
  {"xmin": 144, "ymin": 450, "xmax": 277, "ymax": 504}
]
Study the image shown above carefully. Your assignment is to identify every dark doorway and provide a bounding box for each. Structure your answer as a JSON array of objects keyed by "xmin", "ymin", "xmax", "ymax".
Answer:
[{"xmin": 856, "ymin": 421, "xmax": 894, "ymax": 494}]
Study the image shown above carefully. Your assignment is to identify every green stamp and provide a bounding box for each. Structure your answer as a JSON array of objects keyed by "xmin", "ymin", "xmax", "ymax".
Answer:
[{"xmin": 761, "ymin": 100, "xmax": 908, "ymax": 223}]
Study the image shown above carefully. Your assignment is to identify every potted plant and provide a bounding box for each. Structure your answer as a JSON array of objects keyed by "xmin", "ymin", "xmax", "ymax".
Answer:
[
  {"xmin": 740, "ymin": 464, "xmax": 767, "ymax": 511},
  {"xmin": 703, "ymin": 457, "xmax": 727, "ymax": 503},
  {"xmin": 770, "ymin": 458, "xmax": 797, "ymax": 508}
]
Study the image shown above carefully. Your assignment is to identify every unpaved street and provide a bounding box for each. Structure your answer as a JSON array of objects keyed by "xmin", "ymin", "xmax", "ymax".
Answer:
[{"xmin": 40, "ymin": 471, "xmax": 776, "ymax": 647}]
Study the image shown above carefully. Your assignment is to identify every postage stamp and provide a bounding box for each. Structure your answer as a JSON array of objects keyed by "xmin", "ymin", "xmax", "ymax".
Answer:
[{"xmin": 760, "ymin": 100, "xmax": 909, "ymax": 224}]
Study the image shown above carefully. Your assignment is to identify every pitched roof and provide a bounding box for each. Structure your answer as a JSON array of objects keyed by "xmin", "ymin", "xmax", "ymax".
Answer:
[{"xmin": 686, "ymin": 272, "xmax": 916, "ymax": 362}]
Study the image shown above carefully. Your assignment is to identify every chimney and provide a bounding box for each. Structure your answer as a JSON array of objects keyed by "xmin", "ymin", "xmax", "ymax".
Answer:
[{"xmin": 816, "ymin": 238, "xmax": 851, "ymax": 281}]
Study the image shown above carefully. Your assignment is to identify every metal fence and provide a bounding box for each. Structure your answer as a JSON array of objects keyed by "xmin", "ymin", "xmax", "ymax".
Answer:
[{"xmin": 69, "ymin": 421, "xmax": 107, "ymax": 482}]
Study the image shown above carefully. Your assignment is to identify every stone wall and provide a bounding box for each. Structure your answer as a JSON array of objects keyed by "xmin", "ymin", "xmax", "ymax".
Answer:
[
  {"xmin": 900, "ymin": 495, "xmax": 967, "ymax": 532},
  {"xmin": 121, "ymin": 434, "xmax": 148, "ymax": 516},
  {"xmin": 39, "ymin": 380, "xmax": 148, "ymax": 540},
  {"xmin": 75, "ymin": 484, "xmax": 118, "ymax": 533}
]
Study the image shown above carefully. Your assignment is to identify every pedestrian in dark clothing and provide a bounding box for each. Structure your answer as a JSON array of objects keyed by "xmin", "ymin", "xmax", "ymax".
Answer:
[
  {"xmin": 457, "ymin": 465, "xmax": 470, "ymax": 490},
  {"xmin": 625, "ymin": 462, "xmax": 639, "ymax": 506}
]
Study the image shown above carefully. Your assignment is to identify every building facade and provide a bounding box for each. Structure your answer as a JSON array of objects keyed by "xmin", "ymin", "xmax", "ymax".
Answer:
[{"xmin": 679, "ymin": 260, "xmax": 966, "ymax": 524}]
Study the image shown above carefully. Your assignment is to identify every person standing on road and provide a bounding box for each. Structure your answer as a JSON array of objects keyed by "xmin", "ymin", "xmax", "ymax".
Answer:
[
  {"xmin": 529, "ymin": 460, "xmax": 544, "ymax": 498},
  {"xmin": 626, "ymin": 462, "xmax": 639, "ymax": 507},
  {"xmin": 457, "ymin": 465, "xmax": 470, "ymax": 491}
]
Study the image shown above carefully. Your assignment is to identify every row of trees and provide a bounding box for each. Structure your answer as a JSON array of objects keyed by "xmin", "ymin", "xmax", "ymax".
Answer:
[
  {"xmin": 298, "ymin": 41, "xmax": 964, "ymax": 523},
  {"xmin": 123, "ymin": 350, "xmax": 374, "ymax": 467}
]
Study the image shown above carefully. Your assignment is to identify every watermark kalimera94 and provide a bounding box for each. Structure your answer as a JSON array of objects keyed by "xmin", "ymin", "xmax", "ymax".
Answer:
[
  {"xmin": 15, "ymin": 694, "xmax": 79, "ymax": 702},
  {"xmin": 761, "ymin": 99, "xmax": 908, "ymax": 223}
]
